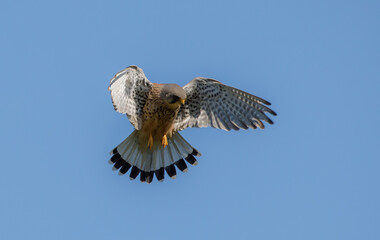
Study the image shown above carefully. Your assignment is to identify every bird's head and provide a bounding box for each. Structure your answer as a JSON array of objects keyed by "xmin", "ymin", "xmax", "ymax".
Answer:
[{"xmin": 161, "ymin": 84, "xmax": 187, "ymax": 108}]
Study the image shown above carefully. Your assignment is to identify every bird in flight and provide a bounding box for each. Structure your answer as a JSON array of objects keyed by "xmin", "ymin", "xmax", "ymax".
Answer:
[{"xmin": 108, "ymin": 66, "xmax": 276, "ymax": 183}]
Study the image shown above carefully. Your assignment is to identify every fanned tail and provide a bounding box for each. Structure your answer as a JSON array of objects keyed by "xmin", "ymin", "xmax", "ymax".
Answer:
[{"xmin": 108, "ymin": 130, "xmax": 201, "ymax": 183}]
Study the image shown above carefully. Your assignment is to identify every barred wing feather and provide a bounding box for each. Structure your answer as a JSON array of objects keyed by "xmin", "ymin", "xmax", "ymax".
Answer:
[
  {"xmin": 108, "ymin": 66, "xmax": 153, "ymax": 130},
  {"xmin": 174, "ymin": 78, "xmax": 276, "ymax": 131}
]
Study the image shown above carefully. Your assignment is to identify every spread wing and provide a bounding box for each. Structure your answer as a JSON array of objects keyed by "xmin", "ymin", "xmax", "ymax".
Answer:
[
  {"xmin": 108, "ymin": 66, "xmax": 153, "ymax": 130},
  {"xmin": 174, "ymin": 77, "xmax": 277, "ymax": 131}
]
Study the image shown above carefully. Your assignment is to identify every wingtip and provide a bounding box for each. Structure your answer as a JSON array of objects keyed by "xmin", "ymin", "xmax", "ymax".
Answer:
[
  {"xmin": 127, "ymin": 65, "xmax": 145, "ymax": 74},
  {"xmin": 128, "ymin": 65, "xmax": 139, "ymax": 70}
]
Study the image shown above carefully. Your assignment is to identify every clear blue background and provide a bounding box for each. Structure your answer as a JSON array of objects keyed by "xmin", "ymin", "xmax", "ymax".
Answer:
[{"xmin": 1, "ymin": 1, "xmax": 379, "ymax": 239}]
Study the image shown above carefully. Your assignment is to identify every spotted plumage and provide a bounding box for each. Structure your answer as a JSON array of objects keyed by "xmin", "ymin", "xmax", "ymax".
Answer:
[{"xmin": 108, "ymin": 65, "xmax": 276, "ymax": 183}]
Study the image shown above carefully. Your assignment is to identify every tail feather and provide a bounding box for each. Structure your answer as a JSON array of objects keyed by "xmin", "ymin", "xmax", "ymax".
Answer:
[
  {"xmin": 175, "ymin": 159, "xmax": 188, "ymax": 172},
  {"xmin": 118, "ymin": 162, "xmax": 131, "ymax": 175},
  {"xmin": 113, "ymin": 157, "xmax": 125, "ymax": 170},
  {"xmin": 117, "ymin": 131, "xmax": 136, "ymax": 156},
  {"xmin": 129, "ymin": 166, "xmax": 140, "ymax": 179},
  {"xmin": 165, "ymin": 165, "xmax": 177, "ymax": 179},
  {"xmin": 154, "ymin": 168, "xmax": 165, "ymax": 182},
  {"xmin": 109, "ymin": 130, "xmax": 201, "ymax": 183},
  {"xmin": 174, "ymin": 134, "xmax": 194, "ymax": 156},
  {"xmin": 166, "ymin": 138, "xmax": 182, "ymax": 167}
]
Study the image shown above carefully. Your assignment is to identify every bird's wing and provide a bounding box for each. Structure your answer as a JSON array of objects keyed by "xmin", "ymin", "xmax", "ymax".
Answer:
[
  {"xmin": 174, "ymin": 77, "xmax": 277, "ymax": 131},
  {"xmin": 108, "ymin": 66, "xmax": 153, "ymax": 130}
]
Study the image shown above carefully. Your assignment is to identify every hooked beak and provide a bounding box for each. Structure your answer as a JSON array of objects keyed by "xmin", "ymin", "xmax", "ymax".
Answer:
[{"xmin": 180, "ymin": 99, "xmax": 186, "ymax": 105}]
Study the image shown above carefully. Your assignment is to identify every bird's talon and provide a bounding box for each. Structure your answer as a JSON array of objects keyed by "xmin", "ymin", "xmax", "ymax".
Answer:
[
  {"xmin": 162, "ymin": 135, "xmax": 168, "ymax": 148},
  {"xmin": 148, "ymin": 134, "xmax": 154, "ymax": 150}
]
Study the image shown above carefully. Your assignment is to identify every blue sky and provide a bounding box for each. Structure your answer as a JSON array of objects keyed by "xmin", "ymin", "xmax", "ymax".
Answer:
[{"xmin": 1, "ymin": 0, "xmax": 379, "ymax": 239}]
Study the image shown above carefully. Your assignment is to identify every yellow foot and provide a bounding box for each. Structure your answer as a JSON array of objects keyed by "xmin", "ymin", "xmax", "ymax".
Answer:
[
  {"xmin": 148, "ymin": 134, "xmax": 154, "ymax": 150},
  {"xmin": 162, "ymin": 135, "xmax": 168, "ymax": 148}
]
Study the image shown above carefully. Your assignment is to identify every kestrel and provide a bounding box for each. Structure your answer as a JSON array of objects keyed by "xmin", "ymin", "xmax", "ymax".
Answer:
[{"xmin": 108, "ymin": 65, "xmax": 276, "ymax": 183}]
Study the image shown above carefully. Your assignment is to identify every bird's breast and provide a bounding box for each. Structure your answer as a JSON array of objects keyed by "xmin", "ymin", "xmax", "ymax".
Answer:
[{"xmin": 139, "ymin": 98, "xmax": 180, "ymax": 145}]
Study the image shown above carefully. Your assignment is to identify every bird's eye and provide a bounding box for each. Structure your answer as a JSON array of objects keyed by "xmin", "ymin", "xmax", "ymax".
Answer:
[{"xmin": 170, "ymin": 96, "xmax": 180, "ymax": 104}]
